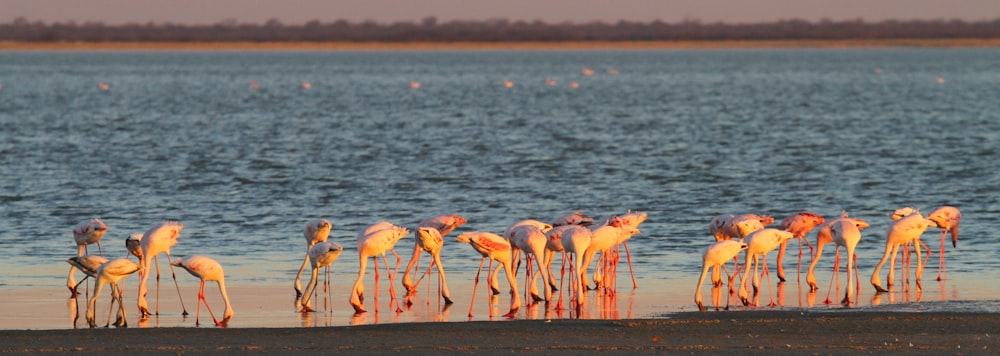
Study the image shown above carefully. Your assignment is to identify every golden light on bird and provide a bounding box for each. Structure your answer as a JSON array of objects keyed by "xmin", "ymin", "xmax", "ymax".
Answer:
[
  {"xmin": 503, "ymin": 80, "xmax": 514, "ymax": 88},
  {"xmin": 569, "ymin": 81, "xmax": 579, "ymax": 89},
  {"xmin": 936, "ymin": 76, "xmax": 945, "ymax": 84},
  {"xmin": 300, "ymin": 82, "xmax": 312, "ymax": 89},
  {"xmin": 582, "ymin": 68, "xmax": 594, "ymax": 76},
  {"xmin": 410, "ymin": 80, "xmax": 421, "ymax": 89},
  {"xmin": 249, "ymin": 80, "xmax": 261, "ymax": 90},
  {"xmin": 98, "ymin": 82, "xmax": 110, "ymax": 91}
]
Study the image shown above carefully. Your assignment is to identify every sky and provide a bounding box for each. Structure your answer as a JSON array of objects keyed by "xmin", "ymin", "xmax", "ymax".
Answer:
[{"xmin": 3, "ymin": 0, "xmax": 1000, "ymax": 25}]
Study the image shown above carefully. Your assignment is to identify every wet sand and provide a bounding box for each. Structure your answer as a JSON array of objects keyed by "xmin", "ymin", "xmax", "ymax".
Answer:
[{"xmin": 2, "ymin": 311, "xmax": 997, "ymax": 354}]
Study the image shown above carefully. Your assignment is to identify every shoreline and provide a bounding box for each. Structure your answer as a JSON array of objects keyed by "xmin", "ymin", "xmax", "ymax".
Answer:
[
  {"xmin": 2, "ymin": 38, "xmax": 1000, "ymax": 51},
  {"xmin": 2, "ymin": 311, "xmax": 997, "ymax": 354}
]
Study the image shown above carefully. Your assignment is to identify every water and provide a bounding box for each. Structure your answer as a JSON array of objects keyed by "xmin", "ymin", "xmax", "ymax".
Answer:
[{"xmin": 1, "ymin": 48, "xmax": 999, "ymax": 329}]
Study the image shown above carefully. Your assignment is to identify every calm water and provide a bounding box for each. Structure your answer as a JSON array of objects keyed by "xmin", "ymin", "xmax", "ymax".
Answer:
[{"xmin": 1, "ymin": 49, "xmax": 999, "ymax": 329}]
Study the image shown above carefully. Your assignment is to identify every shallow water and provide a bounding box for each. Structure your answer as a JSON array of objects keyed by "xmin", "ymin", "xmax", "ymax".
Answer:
[{"xmin": 0, "ymin": 49, "xmax": 998, "ymax": 329}]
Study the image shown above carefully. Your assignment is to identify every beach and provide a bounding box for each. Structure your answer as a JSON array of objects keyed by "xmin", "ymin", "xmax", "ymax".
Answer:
[{"xmin": 2, "ymin": 311, "xmax": 997, "ymax": 354}]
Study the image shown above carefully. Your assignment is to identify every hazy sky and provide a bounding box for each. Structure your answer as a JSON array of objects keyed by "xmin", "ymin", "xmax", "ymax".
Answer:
[{"xmin": 4, "ymin": 0, "xmax": 1000, "ymax": 25}]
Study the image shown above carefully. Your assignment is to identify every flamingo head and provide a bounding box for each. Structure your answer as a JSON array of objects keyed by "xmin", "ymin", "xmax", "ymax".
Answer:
[
  {"xmin": 125, "ymin": 233, "xmax": 143, "ymax": 258},
  {"xmin": 889, "ymin": 207, "xmax": 918, "ymax": 220}
]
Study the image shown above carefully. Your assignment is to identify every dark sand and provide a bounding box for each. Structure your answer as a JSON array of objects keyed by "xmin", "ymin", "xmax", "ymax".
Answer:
[{"xmin": 2, "ymin": 311, "xmax": 997, "ymax": 354}]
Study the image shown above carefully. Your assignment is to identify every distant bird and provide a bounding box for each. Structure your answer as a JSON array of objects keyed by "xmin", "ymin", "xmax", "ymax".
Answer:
[
  {"xmin": 503, "ymin": 80, "xmax": 514, "ymax": 88},
  {"xmin": 510, "ymin": 225, "xmax": 552, "ymax": 303},
  {"xmin": 560, "ymin": 225, "xmax": 592, "ymax": 311},
  {"xmin": 606, "ymin": 68, "xmax": 620, "ymax": 75},
  {"xmin": 582, "ymin": 68, "xmax": 595, "ymax": 76},
  {"xmin": 936, "ymin": 76, "xmax": 945, "ymax": 84},
  {"xmin": 300, "ymin": 82, "xmax": 312, "ymax": 89},
  {"xmin": 871, "ymin": 209, "xmax": 932, "ymax": 292},
  {"xmin": 456, "ymin": 231, "xmax": 520, "ymax": 318},
  {"xmin": 294, "ymin": 219, "xmax": 332, "ymax": 297},
  {"xmin": 806, "ymin": 213, "xmax": 870, "ymax": 292},
  {"xmin": 695, "ymin": 240, "xmax": 748, "ymax": 311},
  {"xmin": 68, "ymin": 218, "xmax": 108, "ymax": 295},
  {"xmin": 410, "ymin": 81, "xmax": 421, "ymax": 89},
  {"xmin": 249, "ymin": 80, "xmax": 261, "ymax": 90},
  {"xmin": 569, "ymin": 82, "xmax": 579, "ymax": 89},
  {"xmin": 776, "ymin": 212, "xmax": 825, "ymax": 282},
  {"xmin": 403, "ymin": 214, "xmax": 466, "ymax": 296},
  {"xmin": 545, "ymin": 78, "xmax": 557, "ymax": 86},
  {"xmin": 874, "ymin": 67, "xmax": 883, "ymax": 74},
  {"xmin": 98, "ymin": 82, "xmax": 110, "ymax": 91},
  {"xmin": 136, "ymin": 221, "xmax": 188, "ymax": 317},
  {"xmin": 86, "ymin": 259, "xmax": 141, "ymax": 328},
  {"xmin": 738, "ymin": 228, "xmax": 794, "ymax": 306},
  {"xmin": 350, "ymin": 222, "xmax": 409, "ymax": 314},
  {"xmin": 299, "ymin": 241, "xmax": 344, "ymax": 312},
  {"xmin": 172, "ymin": 256, "xmax": 234, "ymax": 326},
  {"xmin": 926, "ymin": 206, "xmax": 961, "ymax": 281}
]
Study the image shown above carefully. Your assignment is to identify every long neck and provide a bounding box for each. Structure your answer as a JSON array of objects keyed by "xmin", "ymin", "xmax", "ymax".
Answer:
[{"xmin": 217, "ymin": 279, "xmax": 233, "ymax": 320}]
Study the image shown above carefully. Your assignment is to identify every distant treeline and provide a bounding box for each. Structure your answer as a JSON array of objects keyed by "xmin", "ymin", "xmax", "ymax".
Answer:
[{"xmin": 3, "ymin": 16, "xmax": 1000, "ymax": 42}]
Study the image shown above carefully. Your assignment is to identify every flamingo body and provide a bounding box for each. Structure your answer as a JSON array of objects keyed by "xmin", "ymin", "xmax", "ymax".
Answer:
[
  {"xmin": 695, "ymin": 240, "xmax": 748, "ymax": 310},
  {"xmin": 350, "ymin": 222, "xmax": 410, "ymax": 314},
  {"xmin": 87, "ymin": 259, "xmax": 141, "ymax": 328},
  {"xmin": 172, "ymin": 255, "xmax": 234, "ymax": 325},
  {"xmin": 456, "ymin": 231, "xmax": 521, "ymax": 317},
  {"xmin": 300, "ymin": 241, "xmax": 343, "ymax": 311},
  {"xmin": 294, "ymin": 219, "xmax": 332, "ymax": 296},
  {"xmin": 871, "ymin": 210, "xmax": 932, "ymax": 292}
]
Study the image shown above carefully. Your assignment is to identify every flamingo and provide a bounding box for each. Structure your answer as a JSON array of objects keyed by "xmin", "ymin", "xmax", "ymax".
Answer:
[
  {"xmin": 408, "ymin": 227, "xmax": 453, "ymax": 305},
  {"xmin": 503, "ymin": 219, "xmax": 552, "ymax": 285},
  {"xmin": 510, "ymin": 225, "xmax": 552, "ymax": 303},
  {"xmin": 926, "ymin": 206, "xmax": 961, "ymax": 281},
  {"xmin": 98, "ymin": 82, "xmax": 110, "ymax": 91},
  {"xmin": 66, "ymin": 255, "xmax": 110, "ymax": 294},
  {"xmin": 350, "ymin": 222, "xmax": 410, "ymax": 314},
  {"xmin": 611, "ymin": 210, "xmax": 647, "ymax": 289},
  {"xmin": 125, "ymin": 233, "xmax": 142, "ymax": 261},
  {"xmin": 709, "ymin": 214, "xmax": 736, "ymax": 241},
  {"xmin": 828, "ymin": 219, "xmax": 862, "ymax": 305},
  {"xmin": 455, "ymin": 231, "xmax": 520, "ymax": 318},
  {"xmin": 776, "ymin": 212, "xmax": 825, "ymax": 282},
  {"xmin": 550, "ymin": 211, "xmax": 595, "ymax": 227},
  {"xmin": 581, "ymin": 217, "xmax": 639, "ymax": 294},
  {"xmin": 560, "ymin": 225, "xmax": 592, "ymax": 311},
  {"xmin": 806, "ymin": 213, "xmax": 870, "ymax": 292},
  {"xmin": 300, "ymin": 241, "xmax": 344, "ymax": 312},
  {"xmin": 503, "ymin": 80, "xmax": 514, "ymax": 88},
  {"xmin": 708, "ymin": 213, "xmax": 766, "ymax": 286},
  {"xmin": 294, "ymin": 219, "xmax": 332, "ymax": 297},
  {"xmin": 410, "ymin": 81, "xmax": 420, "ymax": 89},
  {"xmin": 301, "ymin": 82, "xmax": 312, "ymax": 89},
  {"xmin": 695, "ymin": 240, "xmax": 748, "ymax": 311},
  {"xmin": 172, "ymin": 256, "xmax": 234, "ymax": 326},
  {"xmin": 86, "ymin": 259, "xmax": 142, "ymax": 328},
  {"xmin": 871, "ymin": 209, "xmax": 932, "ymax": 292},
  {"xmin": 68, "ymin": 218, "xmax": 108, "ymax": 295},
  {"xmin": 542, "ymin": 225, "xmax": 574, "ymax": 302},
  {"xmin": 738, "ymin": 228, "xmax": 794, "ymax": 306},
  {"xmin": 402, "ymin": 214, "xmax": 466, "ymax": 295},
  {"xmin": 136, "ymin": 221, "xmax": 188, "ymax": 317}
]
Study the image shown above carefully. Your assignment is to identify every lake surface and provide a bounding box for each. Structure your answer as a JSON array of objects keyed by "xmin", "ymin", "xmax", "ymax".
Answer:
[{"xmin": 1, "ymin": 48, "xmax": 998, "ymax": 329}]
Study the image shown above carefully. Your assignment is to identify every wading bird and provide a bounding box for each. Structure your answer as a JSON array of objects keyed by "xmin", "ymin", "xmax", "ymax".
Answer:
[
  {"xmin": 136, "ymin": 221, "xmax": 188, "ymax": 317},
  {"xmin": 408, "ymin": 227, "xmax": 453, "ymax": 305},
  {"xmin": 738, "ymin": 228, "xmax": 794, "ymax": 306},
  {"xmin": 294, "ymin": 219, "xmax": 332, "ymax": 297},
  {"xmin": 87, "ymin": 259, "xmax": 141, "ymax": 328},
  {"xmin": 456, "ymin": 231, "xmax": 520, "ymax": 318},
  {"xmin": 402, "ymin": 214, "xmax": 466, "ymax": 296},
  {"xmin": 172, "ymin": 256, "xmax": 234, "ymax": 326},
  {"xmin": 776, "ymin": 212, "xmax": 825, "ymax": 282},
  {"xmin": 300, "ymin": 241, "xmax": 344, "ymax": 312},
  {"xmin": 695, "ymin": 240, "xmax": 748, "ymax": 311},
  {"xmin": 926, "ymin": 206, "xmax": 961, "ymax": 281},
  {"xmin": 68, "ymin": 218, "xmax": 108, "ymax": 295},
  {"xmin": 510, "ymin": 225, "xmax": 552, "ymax": 303},
  {"xmin": 350, "ymin": 222, "xmax": 409, "ymax": 314},
  {"xmin": 828, "ymin": 219, "xmax": 862, "ymax": 305},
  {"xmin": 560, "ymin": 225, "xmax": 592, "ymax": 311},
  {"xmin": 806, "ymin": 213, "xmax": 870, "ymax": 292},
  {"xmin": 871, "ymin": 209, "xmax": 932, "ymax": 292},
  {"xmin": 66, "ymin": 255, "xmax": 110, "ymax": 295}
]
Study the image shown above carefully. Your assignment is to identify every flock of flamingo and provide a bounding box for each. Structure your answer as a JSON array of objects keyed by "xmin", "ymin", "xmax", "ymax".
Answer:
[
  {"xmin": 64, "ymin": 205, "xmax": 961, "ymax": 328},
  {"xmin": 695, "ymin": 206, "xmax": 962, "ymax": 311},
  {"xmin": 64, "ymin": 210, "xmax": 648, "ymax": 328}
]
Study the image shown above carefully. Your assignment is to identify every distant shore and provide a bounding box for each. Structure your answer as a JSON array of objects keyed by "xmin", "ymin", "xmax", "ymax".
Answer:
[
  {"xmin": 2, "ymin": 311, "xmax": 998, "ymax": 354},
  {"xmin": 2, "ymin": 38, "xmax": 1000, "ymax": 51}
]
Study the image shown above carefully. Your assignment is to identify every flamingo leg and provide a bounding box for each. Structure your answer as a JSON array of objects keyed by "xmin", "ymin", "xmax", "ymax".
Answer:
[
  {"xmin": 469, "ymin": 257, "xmax": 486, "ymax": 318},
  {"xmin": 624, "ymin": 242, "xmax": 637, "ymax": 289},
  {"xmin": 373, "ymin": 255, "xmax": 380, "ymax": 313}
]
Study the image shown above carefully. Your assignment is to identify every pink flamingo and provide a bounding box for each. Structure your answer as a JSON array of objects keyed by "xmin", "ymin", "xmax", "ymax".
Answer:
[
  {"xmin": 408, "ymin": 227, "xmax": 453, "ymax": 305},
  {"xmin": 86, "ymin": 258, "xmax": 141, "ymax": 328},
  {"xmin": 708, "ymin": 213, "xmax": 766, "ymax": 286},
  {"xmin": 299, "ymin": 241, "xmax": 344, "ymax": 312},
  {"xmin": 776, "ymin": 212, "xmax": 825, "ymax": 282},
  {"xmin": 738, "ymin": 228, "xmax": 794, "ymax": 306},
  {"xmin": 294, "ymin": 219, "xmax": 332, "ymax": 297},
  {"xmin": 402, "ymin": 214, "xmax": 466, "ymax": 295},
  {"xmin": 66, "ymin": 255, "xmax": 110, "ymax": 294},
  {"xmin": 172, "ymin": 256, "xmax": 234, "ymax": 326},
  {"xmin": 926, "ymin": 206, "xmax": 961, "ymax": 281},
  {"xmin": 550, "ymin": 211, "xmax": 595, "ymax": 227},
  {"xmin": 582, "ymin": 217, "xmax": 639, "ymax": 294},
  {"xmin": 455, "ymin": 231, "xmax": 520, "ymax": 318},
  {"xmin": 827, "ymin": 219, "xmax": 862, "ymax": 305},
  {"xmin": 806, "ymin": 213, "xmax": 870, "ymax": 292},
  {"xmin": 695, "ymin": 240, "xmax": 748, "ymax": 311},
  {"xmin": 510, "ymin": 225, "xmax": 552, "ymax": 303},
  {"xmin": 350, "ymin": 222, "xmax": 409, "ymax": 314},
  {"xmin": 68, "ymin": 218, "xmax": 108, "ymax": 295},
  {"xmin": 136, "ymin": 221, "xmax": 188, "ymax": 317},
  {"xmin": 560, "ymin": 225, "xmax": 592, "ymax": 311},
  {"xmin": 611, "ymin": 210, "xmax": 647, "ymax": 289},
  {"xmin": 871, "ymin": 209, "xmax": 933, "ymax": 292}
]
